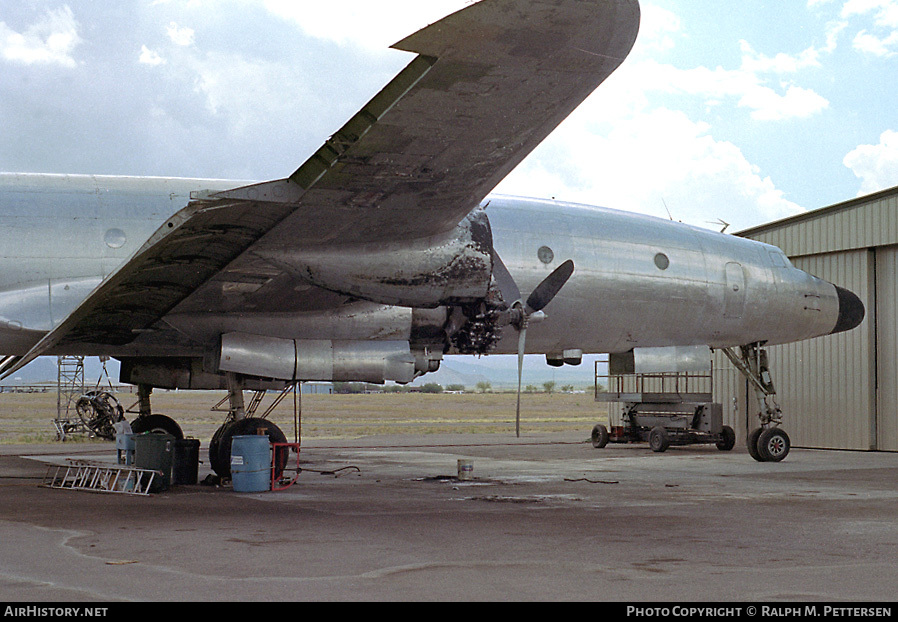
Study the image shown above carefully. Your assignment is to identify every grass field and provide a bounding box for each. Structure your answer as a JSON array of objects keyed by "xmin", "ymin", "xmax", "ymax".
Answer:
[{"xmin": 0, "ymin": 389, "xmax": 611, "ymax": 444}]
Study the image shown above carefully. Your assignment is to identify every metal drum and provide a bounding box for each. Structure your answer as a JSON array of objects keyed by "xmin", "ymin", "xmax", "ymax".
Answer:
[{"xmin": 230, "ymin": 435, "xmax": 271, "ymax": 492}]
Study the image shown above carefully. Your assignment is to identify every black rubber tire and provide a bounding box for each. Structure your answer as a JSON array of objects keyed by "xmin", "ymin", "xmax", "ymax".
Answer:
[
  {"xmin": 649, "ymin": 426, "xmax": 670, "ymax": 453},
  {"xmin": 591, "ymin": 424, "xmax": 609, "ymax": 448},
  {"xmin": 757, "ymin": 427, "xmax": 790, "ymax": 462},
  {"xmin": 747, "ymin": 427, "xmax": 764, "ymax": 462},
  {"xmin": 130, "ymin": 414, "xmax": 184, "ymax": 440},
  {"xmin": 716, "ymin": 425, "xmax": 736, "ymax": 451},
  {"xmin": 209, "ymin": 418, "xmax": 289, "ymax": 479}
]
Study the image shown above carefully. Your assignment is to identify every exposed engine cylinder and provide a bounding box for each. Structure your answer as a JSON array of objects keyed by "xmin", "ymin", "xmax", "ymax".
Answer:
[{"xmin": 217, "ymin": 332, "xmax": 426, "ymax": 384}]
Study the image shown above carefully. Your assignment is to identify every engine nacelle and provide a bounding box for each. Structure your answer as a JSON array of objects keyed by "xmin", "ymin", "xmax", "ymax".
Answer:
[
  {"xmin": 254, "ymin": 209, "xmax": 493, "ymax": 308},
  {"xmin": 217, "ymin": 332, "xmax": 437, "ymax": 384}
]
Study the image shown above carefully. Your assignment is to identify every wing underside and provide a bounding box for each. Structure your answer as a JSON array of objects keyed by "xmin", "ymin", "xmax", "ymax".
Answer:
[{"xmin": 0, "ymin": 0, "xmax": 640, "ymax": 377}]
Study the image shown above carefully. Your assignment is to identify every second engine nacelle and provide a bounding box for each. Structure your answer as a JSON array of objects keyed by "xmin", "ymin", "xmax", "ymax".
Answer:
[{"xmin": 254, "ymin": 209, "xmax": 493, "ymax": 308}]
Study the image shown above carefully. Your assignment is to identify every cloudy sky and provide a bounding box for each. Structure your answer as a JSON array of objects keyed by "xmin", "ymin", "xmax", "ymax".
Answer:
[{"xmin": 2, "ymin": 0, "xmax": 898, "ymax": 233}]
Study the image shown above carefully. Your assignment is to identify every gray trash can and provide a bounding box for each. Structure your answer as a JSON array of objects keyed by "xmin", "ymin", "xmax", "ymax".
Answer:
[{"xmin": 134, "ymin": 433, "xmax": 174, "ymax": 492}]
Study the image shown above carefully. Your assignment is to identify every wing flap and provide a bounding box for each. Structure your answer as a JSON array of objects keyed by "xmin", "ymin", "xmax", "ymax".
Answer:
[{"xmin": 0, "ymin": 198, "xmax": 295, "ymax": 376}]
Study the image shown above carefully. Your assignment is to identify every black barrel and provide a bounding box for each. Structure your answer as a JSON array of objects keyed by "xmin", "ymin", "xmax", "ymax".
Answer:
[{"xmin": 172, "ymin": 438, "xmax": 200, "ymax": 485}]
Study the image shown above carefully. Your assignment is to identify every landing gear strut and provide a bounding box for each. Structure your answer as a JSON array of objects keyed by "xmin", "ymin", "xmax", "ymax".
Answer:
[
  {"xmin": 207, "ymin": 373, "xmax": 292, "ymax": 480},
  {"xmin": 129, "ymin": 385, "xmax": 184, "ymax": 439},
  {"xmin": 126, "ymin": 376, "xmax": 296, "ymax": 482},
  {"xmin": 721, "ymin": 343, "xmax": 790, "ymax": 462}
]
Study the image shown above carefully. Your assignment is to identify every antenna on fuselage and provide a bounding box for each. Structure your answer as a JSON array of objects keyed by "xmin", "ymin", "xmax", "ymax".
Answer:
[
  {"xmin": 707, "ymin": 218, "xmax": 730, "ymax": 233},
  {"xmin": 661, "ymin": 198, "xmax": 681, "ymax": 223}
]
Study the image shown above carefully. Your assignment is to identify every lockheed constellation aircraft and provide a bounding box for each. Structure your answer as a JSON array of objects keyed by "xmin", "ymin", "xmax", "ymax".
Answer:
[{"xmin": 0, "ymin": 0, "xmax": 864, "ymax": 469}]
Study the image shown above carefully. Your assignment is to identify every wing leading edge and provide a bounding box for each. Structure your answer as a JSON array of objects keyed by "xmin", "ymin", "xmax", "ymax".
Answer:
[{"xmin": 0, "ymin": 0, "xmax": 640, "ymax": 377}]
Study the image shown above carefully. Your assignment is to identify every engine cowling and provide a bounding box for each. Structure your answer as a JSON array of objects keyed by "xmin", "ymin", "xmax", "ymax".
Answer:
[{"xmin": 217, "ymin": 332, "xmax": 441, "ymax": 384}]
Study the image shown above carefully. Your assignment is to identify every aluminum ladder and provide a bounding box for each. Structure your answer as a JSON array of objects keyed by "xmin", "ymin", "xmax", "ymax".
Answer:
[{"xmin": 42, "ymin": 460, "xmax": 158, "ymax": 495}]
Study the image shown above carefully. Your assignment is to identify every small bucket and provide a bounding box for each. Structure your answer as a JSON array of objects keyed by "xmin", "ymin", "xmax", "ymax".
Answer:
[{"xmin": 457, "ymin": 459, "xmax": 474, "ymax": 481}]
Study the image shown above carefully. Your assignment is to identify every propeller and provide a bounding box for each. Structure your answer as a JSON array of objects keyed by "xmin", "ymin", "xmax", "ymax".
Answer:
[{"xmin": 494, "ymin": 255, "xmax": 575, "ymax": 437}]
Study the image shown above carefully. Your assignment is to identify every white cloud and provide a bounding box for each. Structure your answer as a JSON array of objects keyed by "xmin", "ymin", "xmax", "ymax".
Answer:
[
  {"xmin": 842, "ymin": 0, "xmax": 898, "ymax": 26},
  {"xmin": 495, "ymin": 100, "xmax": 805, "ymax": 232},
  {"xmin": 739, "ymin": 83, "xmax": 830, "ymax": 121},
  {"xmin": 738, "ymin": 40, "xmax": 822, "ymax": 73},
  {"xmin": 166, "ymin": 22, "xmax": 195, "ymax": 47},
  {"xmin": 631, "ymin": 58, "xmax": 829, "ymax": 122},
  {"xmin": 635, "ymin": 3, "xmax": 682, "ymax": 53},
  {"xmin": 262, "ymin": 0, "xmax": 472, "ymax": 49},
  {"xmin": 139, "ymin": 45, "xmax": 166, "ymax": 66},
  {"xmin": 843, "ymin": 129, "xmax": 898, "ymax": 194},
  {"xmin": 0, "ymin": 6, "xmax": 82, "ymax": 67},
  {"xmin": 833, "ymin": 0, "xmax": 898, "ymax": 55},
  {"xmin": 852, "ymin": 28, "xmax": 898, "ymax": 55},
  {"xmin": 188, "ymin": 51, "xmax": 302, "ymax": 135}
]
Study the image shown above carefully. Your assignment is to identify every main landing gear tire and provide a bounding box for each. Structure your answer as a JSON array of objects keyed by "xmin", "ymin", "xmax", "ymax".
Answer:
[
  {"xmin": 748, "ymin": 427, "xmax": 790, "ymax": 462},
  {"xmin": 130, "ymin": 414, "xmax": 184, "ymax": 440},
  {"xmin": 209, "ymin": 418, "xmax": 289, "ymax": 480},
  {"xmin": 591, "ymin": 424, "xmax": 609, "ymax": 448}
]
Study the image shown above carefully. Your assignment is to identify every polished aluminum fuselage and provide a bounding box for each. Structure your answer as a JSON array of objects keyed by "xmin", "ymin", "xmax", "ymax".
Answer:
[{"xmin": 0, "ymin": 173, "xmax": 839, "ymax": 360}]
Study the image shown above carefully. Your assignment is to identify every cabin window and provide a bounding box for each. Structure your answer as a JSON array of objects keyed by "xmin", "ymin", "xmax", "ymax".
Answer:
[
  {"xmin": 104, "ymin": 228, "xmax": 127, "ymax": 249},
  {"xmin": 654, "ymin": 253, "xmax": 670, "ymax": 270}
]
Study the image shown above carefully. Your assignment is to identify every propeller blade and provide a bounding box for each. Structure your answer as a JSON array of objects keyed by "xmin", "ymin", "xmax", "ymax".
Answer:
[
  {"xmin": 494, "ymin": 257, "xmax": 573, "ymax": 439},
  {"xmin": 526, "ymin": 259, "xmax": 574, "ymax": 313},
  {"xmin": 515, "ymin": 319, "xmax": 527, "ymax": 438},
  {"xmin": 491, "ymin": 250, "xmax": 521, "ymax": 308}
]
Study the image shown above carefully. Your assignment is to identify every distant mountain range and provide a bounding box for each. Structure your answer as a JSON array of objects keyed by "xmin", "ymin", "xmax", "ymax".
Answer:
[
  {"xmin": 3, "ymin": 354, "xmax": 605, "ymax": 391},
  {"xmin": 412, "ymin": 354, "xmax": 603, "ymax": 390}
]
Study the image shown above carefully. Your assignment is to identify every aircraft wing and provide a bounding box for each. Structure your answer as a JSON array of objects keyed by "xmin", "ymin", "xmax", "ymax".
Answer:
[{"xmin": 0, "ymin": 0, "xmax": 640, "ymax": 377}]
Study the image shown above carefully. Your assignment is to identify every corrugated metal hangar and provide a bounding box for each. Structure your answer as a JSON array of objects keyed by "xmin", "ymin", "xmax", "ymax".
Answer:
[{"xmin": 715, "ymin": 184, "xmax": 898, "ymax": 452}]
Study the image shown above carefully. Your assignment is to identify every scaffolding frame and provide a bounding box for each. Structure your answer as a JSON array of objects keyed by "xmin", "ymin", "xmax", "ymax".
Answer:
[{"xmin": 54, "ymin": 356, "xmax": 86, "ymax": 441}]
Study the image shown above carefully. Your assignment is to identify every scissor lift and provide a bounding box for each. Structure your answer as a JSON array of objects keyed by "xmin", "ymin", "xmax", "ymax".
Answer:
[{"xmin": 593, "ymin": 360, "xmax": 735, "ymax": 453}]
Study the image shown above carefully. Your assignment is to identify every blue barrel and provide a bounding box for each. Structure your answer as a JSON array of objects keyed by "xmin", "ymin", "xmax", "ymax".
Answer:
[{"xmin": 231, "ymin": 435, "xmax": 271, "ymax": 492}]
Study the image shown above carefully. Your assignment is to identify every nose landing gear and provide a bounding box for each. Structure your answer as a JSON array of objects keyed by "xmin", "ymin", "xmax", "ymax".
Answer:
[
  {"xmin": 721, "ymin": 343, "xmax": 790, "ymax": 462},
  {"xmin": 747, "ymin": 426, "xmax": 791, "ymax": 462}
]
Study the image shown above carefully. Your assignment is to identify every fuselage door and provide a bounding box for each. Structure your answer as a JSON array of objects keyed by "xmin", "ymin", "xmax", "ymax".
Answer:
[{"xmin": 724, "ymin": 262, "xmax": 746, "ymax": 319}]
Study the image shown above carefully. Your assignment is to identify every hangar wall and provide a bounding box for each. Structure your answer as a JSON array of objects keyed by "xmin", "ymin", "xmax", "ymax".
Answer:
[{"xmin": 715, "ymin": 186, "xmax": 898, "ymax": 451}]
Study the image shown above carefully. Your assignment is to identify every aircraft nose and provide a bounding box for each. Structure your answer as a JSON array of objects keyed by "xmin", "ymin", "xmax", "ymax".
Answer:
[{"xmin": 830, "ymin": 285, "xmax": 865, "ymax": 335}]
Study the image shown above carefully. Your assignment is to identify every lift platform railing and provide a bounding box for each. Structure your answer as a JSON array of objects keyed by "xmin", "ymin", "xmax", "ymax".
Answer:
[{"xmin": 595, "ymin": 359, "xmax": 713, "ymax": 403}]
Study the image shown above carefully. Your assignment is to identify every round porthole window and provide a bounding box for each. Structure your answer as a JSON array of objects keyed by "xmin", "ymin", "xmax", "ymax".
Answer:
[
  {"xmin": 537, "ymin": 246, "xmax": 554, "ymax": 264},
  {"xmin": 104, "ymin": 228, "xmax": 127, "ymax": 249},
  {"xmin": 654, "ymin": 253, "xmax": 670, "ymax": 270}
]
